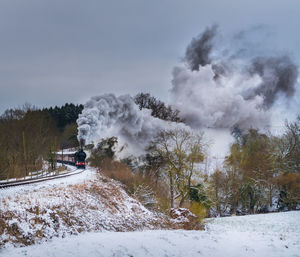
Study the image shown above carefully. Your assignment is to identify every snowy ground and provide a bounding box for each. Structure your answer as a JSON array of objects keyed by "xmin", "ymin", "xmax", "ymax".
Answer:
[
  {"xmin": 1, "ymin": 211, "xmax": 299, "ymax": 257},
  {"xmin": 0, "ymin": 166, "xmax": 168, "ymax": 249},
  {"xmin": 0, "ymin": 164, "xmax": 76, "ymax": 183},
  {"xmin": 0, "ymin": 165, "xmax": 94, "ymax": 198}
]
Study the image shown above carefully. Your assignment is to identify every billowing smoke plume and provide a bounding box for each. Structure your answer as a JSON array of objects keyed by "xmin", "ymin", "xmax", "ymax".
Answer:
[
  {"xmin": 77, "ymin": 25, "xmax": 299, "ymax": 157},
  {"xmin": 185, "ymin": 25, "xmax": 217, "ymax": 71},
  {"xmin": 171, "ymin": 65, "xmax": 268, "ymax": 130},
  {"xmin": 77, "ymin": 94, "xmax": 187, "ymax": 157},
  {"xmin": 171, "ymin": 25, "xmax": 299, "ymax": 130},
  {"xmin": 246, "ymin": 56, "xmax": 298, "ymax": 107}
]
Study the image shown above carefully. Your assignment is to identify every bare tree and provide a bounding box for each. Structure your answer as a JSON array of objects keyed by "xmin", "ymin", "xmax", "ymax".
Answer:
[
  {"xmin": 134, "ymin": 93, "xmax": 184, "ymax": 123},
  {"xmin": 149, "ymin": 129, "xmax": 206, "ymax": 208}
]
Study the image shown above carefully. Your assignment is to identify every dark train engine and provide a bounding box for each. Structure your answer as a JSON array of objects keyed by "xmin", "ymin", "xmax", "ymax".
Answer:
[
  {"xmin": 74, "ymin": 149, "xmax": 87, "ymax": 169},
  {"xmin": 56, "ymin": 149, "xmax": 87, "ymax": 169}
]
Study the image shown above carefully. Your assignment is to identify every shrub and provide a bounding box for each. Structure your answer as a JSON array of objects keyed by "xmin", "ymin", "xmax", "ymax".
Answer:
[
  {"xmin": 93, "ymin": 158, "xmax": 171, "ymax": 212},
  {"xmin": 188, "ymin": 202, "xmax": 208, "ymax": 221},
  {"xmin": 133, "ymin": 184, "xmax": 157, "ymax": 210}
]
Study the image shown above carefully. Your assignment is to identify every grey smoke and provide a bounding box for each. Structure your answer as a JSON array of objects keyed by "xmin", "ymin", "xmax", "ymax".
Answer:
[
  {"xmin": 185, "ymin": 25, "xmax": 218, "ymax": 71},
  {"xmin": 171, "ymin": 64, "xmax": 269, "ymax": 130},
  {"xmin": 77, "ymin": 94, "xmax": 188, "ymax": 158},
  {"xmin": 172, "ymin": 26, "xmax": 299, "ymax": 130},
  {"xmin": 246, "ymin": 56, "xmax": 298, "ymax": 107}
]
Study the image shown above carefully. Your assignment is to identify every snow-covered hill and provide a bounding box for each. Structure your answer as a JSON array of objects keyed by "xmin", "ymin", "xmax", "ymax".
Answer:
[
  {"xmin": 1, "ymin": 211, "xmax": 299, "ymax": 257},
  {"xmin": 0, "ymin": 166, "xmax": 169, "ymax": 248}
]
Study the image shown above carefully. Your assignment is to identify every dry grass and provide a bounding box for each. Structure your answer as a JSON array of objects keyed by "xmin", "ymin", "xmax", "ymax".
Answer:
[
  {"xmin": 98, "ymin": 158, "xmax": 170, "ymax": 213},
  {"xmin": 100, "ymin": 159, "xmax": 138, "ymax": 192}
]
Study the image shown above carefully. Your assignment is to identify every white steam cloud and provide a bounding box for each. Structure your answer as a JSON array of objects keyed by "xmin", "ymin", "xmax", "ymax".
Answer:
[
  {"xmin": 77, "ymin": 94, "xmax": 187, "ymax": 158},
  {"xmin": 171, "ymin": 64, "xmax": 270, "ymax": 130}
]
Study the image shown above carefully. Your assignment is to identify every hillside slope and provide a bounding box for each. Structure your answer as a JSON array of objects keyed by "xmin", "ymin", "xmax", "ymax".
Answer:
[{"xmin": 0, "ymin": 167, "xmax": 168, "ymax": 248}]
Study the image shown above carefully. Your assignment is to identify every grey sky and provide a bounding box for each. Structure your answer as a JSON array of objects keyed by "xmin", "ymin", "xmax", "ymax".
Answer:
[{"xmin": 0, "ymin": 0, "xmax": 300, "ymax": 114}]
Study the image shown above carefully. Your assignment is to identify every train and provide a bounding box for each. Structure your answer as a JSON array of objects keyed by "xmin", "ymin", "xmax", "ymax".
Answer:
[{"xmin": 56, "ymin": 149, "xmax": 87, "ymax": 169}]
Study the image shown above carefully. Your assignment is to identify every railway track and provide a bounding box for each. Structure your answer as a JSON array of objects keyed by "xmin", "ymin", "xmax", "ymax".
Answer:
[{"xmin": 0, "ymin": 167, "xmax": 84, "ymax": 189}]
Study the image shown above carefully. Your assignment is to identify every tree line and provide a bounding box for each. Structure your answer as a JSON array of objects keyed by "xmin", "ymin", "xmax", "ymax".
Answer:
[
  {"xmin": 0, "ymin": 103, "xmax": 83, "ymax": 180},
  {"xmin": 208, "ymin": 118, "xmax": 300, "ymax": 215}
]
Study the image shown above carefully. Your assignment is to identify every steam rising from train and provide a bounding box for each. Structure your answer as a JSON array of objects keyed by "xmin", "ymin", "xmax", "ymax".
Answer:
[
  {"xmin": 77, "ymin": 25, "xmax": 299, "ymax": 155},
  {"xmin": 77, "ymin": 94, "xmax": 187, "ymax": 157},
  {"xmin": 171, "ymin": 25, "xmax": 298, "ymax": 130}
]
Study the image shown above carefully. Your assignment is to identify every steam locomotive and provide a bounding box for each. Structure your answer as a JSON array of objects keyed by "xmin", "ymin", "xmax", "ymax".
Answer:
[{"xmin": 56, "ymin": 149, "xmax": 87, "ymax": 169}]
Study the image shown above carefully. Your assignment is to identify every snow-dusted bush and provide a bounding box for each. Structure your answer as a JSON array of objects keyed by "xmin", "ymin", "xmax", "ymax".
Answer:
[{"xmin": 133, "ymin": 184, "xmax": 157, "ymax": 211}]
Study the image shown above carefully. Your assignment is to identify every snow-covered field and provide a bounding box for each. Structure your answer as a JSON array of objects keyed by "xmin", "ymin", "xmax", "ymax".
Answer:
[{"xmin": 1, "ymin": 211, "xmax": 299, "ymax": 257}]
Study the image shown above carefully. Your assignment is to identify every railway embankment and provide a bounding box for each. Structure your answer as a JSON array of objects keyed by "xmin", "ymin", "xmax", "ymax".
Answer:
[{"xmin": 0, "ymin": 167, "xmax": 195, "ymax": 248}]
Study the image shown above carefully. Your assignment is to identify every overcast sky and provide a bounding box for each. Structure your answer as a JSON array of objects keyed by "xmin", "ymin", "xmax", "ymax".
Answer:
[{"xmin": 0, "ymin": 0, "xmax": 300, "ymax": 114}]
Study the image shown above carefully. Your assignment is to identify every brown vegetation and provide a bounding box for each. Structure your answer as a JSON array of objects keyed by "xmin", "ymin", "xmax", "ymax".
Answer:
[{"xmin": 0, "ymin": 105, "xmax": 82, "ymax": 181}]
